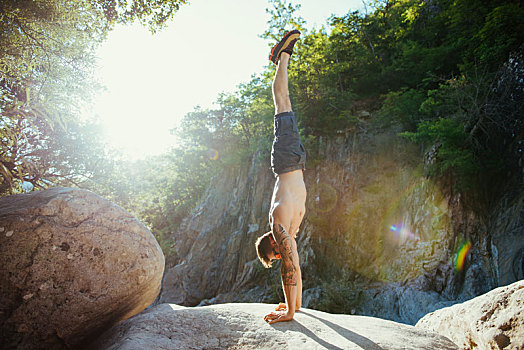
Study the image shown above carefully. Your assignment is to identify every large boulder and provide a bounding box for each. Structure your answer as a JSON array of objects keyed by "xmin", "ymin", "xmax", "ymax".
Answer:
[
  {"xmin": 0, "ymin": 187, "xmax": 164, "ymax": 349},
  {"xmin": 416, "ymin": 280, "xmax": 524, "ymax": 350},
  {"xmin": 91, "ymin": 303, "xmax": 458, "ymax": 349}
]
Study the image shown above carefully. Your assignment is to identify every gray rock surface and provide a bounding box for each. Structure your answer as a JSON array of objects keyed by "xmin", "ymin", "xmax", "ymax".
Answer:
[
  {"xmin": 416, "ymin": 280, "xmax": 524, "ymax": 350},
  {"xmin": 0, "ymin": 187, "xmax": 165, "ymax": 349},
  {"xmin": 91, "ymin": 303, "xmax": 458, "ymax": 350},
  {"xmin": 359, "ymin": 280, "xmax": 456, "ymax": 324},
  {"xmin": 160, "ymin": 155, "xmax": 275, "ymax": 306},
  {"xmin": 489, "ymin": 194, "xmax": 524, "ymax": 285}
]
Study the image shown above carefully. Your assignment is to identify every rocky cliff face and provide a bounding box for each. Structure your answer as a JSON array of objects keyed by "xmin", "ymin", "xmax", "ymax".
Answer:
[
  {"xmin": 159, "ymin": 154, "xmax": 276, "ymax": 306},
  {"xmin": 160, "ymin": 126, "xmax": 524, "ymax": 324}
]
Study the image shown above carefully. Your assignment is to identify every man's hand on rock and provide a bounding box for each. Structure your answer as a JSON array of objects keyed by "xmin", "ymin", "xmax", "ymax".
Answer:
[
  {"xmin": 264, "ymin": 310, "xmax": 293, "ymax": 324},
  {"xmin": 275, "ymin": 302, "xmax": 287, "ymax": 311}
]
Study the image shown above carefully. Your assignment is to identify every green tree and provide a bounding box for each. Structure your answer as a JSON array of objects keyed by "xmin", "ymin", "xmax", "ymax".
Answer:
[{"xmin": 260, "ymin": 0, "xmax": 306, "ymax": 43}]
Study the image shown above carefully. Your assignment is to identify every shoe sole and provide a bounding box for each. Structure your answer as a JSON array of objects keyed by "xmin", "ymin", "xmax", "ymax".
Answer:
[{"xmin": 270, "ymin": 30, "xmax": 300, "ymax": 64}]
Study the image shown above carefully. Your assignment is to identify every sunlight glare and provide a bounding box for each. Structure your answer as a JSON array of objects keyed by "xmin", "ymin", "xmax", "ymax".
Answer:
[{"xmin": 91, "ymin": 0, "xmax": 362, "ymax": 159}]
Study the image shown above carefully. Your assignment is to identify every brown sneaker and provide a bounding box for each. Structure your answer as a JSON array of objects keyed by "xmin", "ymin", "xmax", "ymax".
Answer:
[{"xmin": 269, "ymin": 30, "xmax": 301, "ymax": 65}]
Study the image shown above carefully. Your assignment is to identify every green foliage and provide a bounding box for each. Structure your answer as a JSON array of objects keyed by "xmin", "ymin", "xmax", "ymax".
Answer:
[
  {"xmin": 173, "ymin": 75, "xmax": 274, "ymax": 170},
  {"xmin": 402, "ymin": 118, "xmax": 478, "ymax": 189},
  {"xmin": 255, "ymin": 0, "xmax": 523, "ymax": 140},
  {"xmin": 377, "ymin": 88, "xmax": 426, "ymax": 130},
  {"xmin": 260, "ymin": 0, "xmax": 306, "ymax": 42},
  {"xmin": 445, "ymin": 0, "xmax": 524, "ymax": 72},
  {"xmin": 290, "ymin": 28, "xmax": 358, "ymax": 135},
  {"xmin": 315, "ymin": 0, "xmax": 523, "ymax": 198},
  {"xmin": 400, "ymin": 49, "xmax": 523, "ymax": 198}
]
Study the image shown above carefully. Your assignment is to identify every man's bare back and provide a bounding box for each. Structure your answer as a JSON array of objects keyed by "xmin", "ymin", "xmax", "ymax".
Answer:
[{"xmin": 270, "ymin": 169, "xmax": 306, "ymax": 237}]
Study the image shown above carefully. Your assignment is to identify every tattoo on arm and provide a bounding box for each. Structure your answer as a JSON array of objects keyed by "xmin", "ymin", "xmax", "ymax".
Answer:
[{"xmin": 273, "ymin": 223, "xmax": 297, "ymax": 286}]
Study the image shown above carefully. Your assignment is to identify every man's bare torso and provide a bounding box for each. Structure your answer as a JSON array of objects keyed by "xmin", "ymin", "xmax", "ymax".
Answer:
[{"xmin": 269, "ymin": 169, "xmax": 307, "ymax": 237}]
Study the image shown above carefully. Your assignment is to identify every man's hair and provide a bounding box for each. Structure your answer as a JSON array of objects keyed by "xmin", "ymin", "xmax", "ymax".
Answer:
[{"xmin": 255, "ymin": 231, "xmax": 274, "ymax": 268}]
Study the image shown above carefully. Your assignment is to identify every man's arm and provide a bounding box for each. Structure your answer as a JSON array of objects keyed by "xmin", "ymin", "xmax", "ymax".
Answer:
[
  {"xmin": 267, "ymin": 222, "xmax": 300, "ymax": 323},
  {"xmin": 296, "ymin": 253, "xmax": 302, "ymax": 310},
  {"xmin": 275, "ymin": 255, "xmax": 301, "ymax": 312}
]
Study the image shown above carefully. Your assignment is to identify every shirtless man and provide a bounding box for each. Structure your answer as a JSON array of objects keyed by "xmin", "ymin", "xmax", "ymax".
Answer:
[{"xmin": 255, "ymin": 30, "xmax": 307, "ymax": 324}]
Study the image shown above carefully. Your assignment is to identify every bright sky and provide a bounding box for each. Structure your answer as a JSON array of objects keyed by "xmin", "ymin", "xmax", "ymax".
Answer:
[{"xmin": 92, "ymin": 0, "xmax": 363, "ymax": 159}]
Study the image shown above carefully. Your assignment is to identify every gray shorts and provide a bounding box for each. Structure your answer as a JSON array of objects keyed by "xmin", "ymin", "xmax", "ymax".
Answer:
[{"xmin": 271, "ymin": 111, "xmax": 306, "ymax": 176}]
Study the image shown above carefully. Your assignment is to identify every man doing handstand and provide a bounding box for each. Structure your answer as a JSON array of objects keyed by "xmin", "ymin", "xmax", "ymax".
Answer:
[{"xmin": 255, "ymin": 30, "xmax": 307, "ymax": 324}]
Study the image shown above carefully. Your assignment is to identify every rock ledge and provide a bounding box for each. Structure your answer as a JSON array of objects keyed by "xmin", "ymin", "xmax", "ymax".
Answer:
[
  {"xmin": 91, "ymin": 303, "xmax": 458, "ymax": 349},
  {"xmin": 416, "ymin": 280, "xmax": 524, "ymax": 350}
]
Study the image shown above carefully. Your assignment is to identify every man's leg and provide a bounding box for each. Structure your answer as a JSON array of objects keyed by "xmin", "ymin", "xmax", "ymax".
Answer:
[
  {"xmin": 270, "ymin": 51, "xmax": 306, "ymax": 176},
  {"xmin": 273, "ymin": 52, "xmax": 292, "ymax": 115}
]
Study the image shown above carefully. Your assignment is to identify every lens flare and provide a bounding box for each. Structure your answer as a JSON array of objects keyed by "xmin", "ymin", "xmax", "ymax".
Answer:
[
  {"xmin": 371, "ymin": 178, "xmax": 452, "ymax": 283},
  {"xmin": 309, "ymin": 182, "xmax": 338, "ymax": 214},
  {"xmin": 389, "ymin": 222, "xmax": 419, "ymax": 243},
  {"xmin": 455, "ymin": 241, "xmax": 471, "ymax": 272},
  {"xmin": 207, "ymin": 148, "xmax": 219, "ymax": 160}
]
